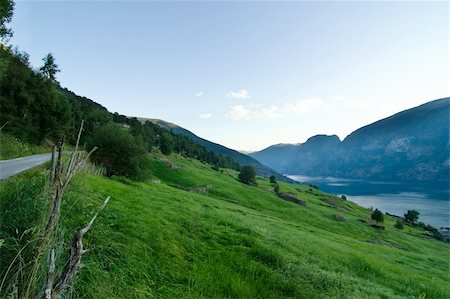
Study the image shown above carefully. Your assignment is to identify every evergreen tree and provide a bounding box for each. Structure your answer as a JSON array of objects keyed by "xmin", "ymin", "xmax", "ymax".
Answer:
[
  {"xmin": 160, "ymin": 132, "xmax": 174, "ymax": 155},
  {"xmin": 39, "ymin": 53, "xmax": 60, "ymax": 81}
]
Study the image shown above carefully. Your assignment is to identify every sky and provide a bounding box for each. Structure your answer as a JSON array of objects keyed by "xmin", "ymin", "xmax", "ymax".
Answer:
[{"xmin": 9, "ymin": 0, "xmax": 449, "ymax": 151}]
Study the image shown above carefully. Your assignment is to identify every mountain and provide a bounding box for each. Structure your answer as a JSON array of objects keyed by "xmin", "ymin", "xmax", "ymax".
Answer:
[
  {"xmin": 250, "ymin": 143, "xmax": 300, "ymax": 172},
  {"xmin": 138, "ymin": 118, "xmax": 292, "ymax": 182},
  {"xmin": 251, "ymin": 98, "xmax": 450, "ymax": 181}
]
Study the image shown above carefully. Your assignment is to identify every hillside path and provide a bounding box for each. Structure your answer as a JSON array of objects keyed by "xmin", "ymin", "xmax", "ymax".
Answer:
[{"xmin": 0, "ymin": 153, "xmax": 52, "ymax": 180}]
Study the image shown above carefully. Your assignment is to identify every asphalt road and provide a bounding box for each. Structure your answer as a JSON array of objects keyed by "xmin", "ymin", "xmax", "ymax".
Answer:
[{"xmin": 0, "ymin": 153, "xmax": 52, "ymax": 180}]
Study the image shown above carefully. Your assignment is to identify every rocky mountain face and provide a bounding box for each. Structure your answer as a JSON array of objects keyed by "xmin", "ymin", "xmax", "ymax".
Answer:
[{"xmin": 251, "ymin": 98, "xmax": 450, "ymax": 182}]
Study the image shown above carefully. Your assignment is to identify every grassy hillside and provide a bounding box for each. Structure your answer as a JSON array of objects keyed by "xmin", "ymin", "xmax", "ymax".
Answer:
[
  {"xmin": 141, "ymin": 118, "xmax": 292, "ymax": 182},
  {"xmin": 1, "ymin": 154, "xmax": 449, "ymax": 298}
]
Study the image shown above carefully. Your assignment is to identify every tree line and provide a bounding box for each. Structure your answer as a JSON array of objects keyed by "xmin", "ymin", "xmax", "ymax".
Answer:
[{"xmin": 0, "ymin": 44, "xmax": 240, "ymax": 179}]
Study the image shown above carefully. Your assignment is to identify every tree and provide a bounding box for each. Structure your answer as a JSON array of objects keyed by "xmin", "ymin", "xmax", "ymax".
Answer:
[
  {"xmin": 404, "ymin": 210, "xmax": 419, "ymax": 225},
  {"xmin": 88, "ymin": 124, "xmax": 150, "ymax": 180},
  {"xmin": 269, "ymin": 175, "xmax": 276, "ymax": 184},
  {"xmin": 39, "ymin": 53, "xmax": 60, "ymax": 81},
  {"xmin": 238, "ymin": 165, "xmax": 256, "ymax": 185},
  {"xmin": 394, "ymin": 220, "xmax": 404, "ymax": 229},
  {"xmin": 274, "ymin": 183, "xmax": 280, "ymax": 193},
  {"xmin": 160, "ymin": 132, "xmax": 174, "ymax": 155},
  {"xmin": 0, "ymin": 0, "xmax": 14, "ymax": 41},
  {"xmin": 371, "ymin": 209, "xmax": 384, "ymax": 223}
]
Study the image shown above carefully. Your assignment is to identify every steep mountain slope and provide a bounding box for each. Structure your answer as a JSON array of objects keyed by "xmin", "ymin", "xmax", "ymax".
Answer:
[
  {"xmin": 286, "ymin": 134, "xmax": 343, "ymax": 175},
  {"xmin": 250, "ymin": 143, "xmax": 300, "ymax": 172},
  {"xmin": 251, "ymin": 98, "xmax": 450, "ymax": 181},
  {"xmin": 1, "ymin": 154, "xmax": 448, "ymax": 298},
  {"xmin": 139, "ymin": 118, "xmax": 292, "ymax": 182},
  {"xmin": 337, "ymin": 98, "xmax": 449, "ymax": 180}
]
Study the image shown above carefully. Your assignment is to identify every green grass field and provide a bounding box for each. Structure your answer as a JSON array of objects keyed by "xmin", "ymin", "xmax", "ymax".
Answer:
[{"xmin": 1, "ymin": 154, "xmax": 449, "ymax": 298}]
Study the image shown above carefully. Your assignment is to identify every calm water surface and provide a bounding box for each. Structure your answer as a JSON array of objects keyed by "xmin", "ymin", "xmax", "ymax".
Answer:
[{"xmin": 288, "ymin": 175, "xmax": 449, "ymax": 228}]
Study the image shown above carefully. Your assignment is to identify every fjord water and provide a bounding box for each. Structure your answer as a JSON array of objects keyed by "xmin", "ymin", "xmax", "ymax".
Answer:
[{"xmin": 288, "ymin": 175, "xmax": 449, "ymax": 228}]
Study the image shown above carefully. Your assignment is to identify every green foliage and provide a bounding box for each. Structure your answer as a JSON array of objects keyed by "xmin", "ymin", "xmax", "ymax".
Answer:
[
  {"xmin": 239, "ymin": 165, "xmax": 257, "ymax": 185},
  {"xmin": 39, "ymin": 53, "xmax": 60, "ymax": 81},
  {"xmin": 274, "ymin": 183, "xmax": 280, "ymax": 193},
  {"xmin": 0, "ymin": 0, "xmax": 14, "ymax": 41},
  {"xmin": 0, "ymin": 132, "xmax": 49, "ymax": 159},
  {"xmin": 341, "ymin": 195, "xmax": 347, "ymax": 200},
  {"xmin": 0, "ymin": 46, "xmax": 241, "ymax": 172},
  {"xmin": 88, "ymin": 124, "xmax": 150, "ymax": 180},
  {"xmin": 1, "ymin": 155, "xmax": 448, "ymax": 298},
  {"xmin": 371, "ymin": 209, "xmax": 384, "ymax": 223},
  {"xmin": 0, "ymin": 48, "xmax": 71, "ymax": 143},
  {"xmin": 394, "ymin": 220, "xmax": 404, "ymax": 229},
  {"xmin": 404, "ymin": 210, "xmax": 419, "ymax": 225},
  {"xmin": 160, "ymin": 132, "xmax": 174, "ymax": 155},
  {"xmin": 269, "ymin": 175, "xmax": 276, "ymax": 184}
]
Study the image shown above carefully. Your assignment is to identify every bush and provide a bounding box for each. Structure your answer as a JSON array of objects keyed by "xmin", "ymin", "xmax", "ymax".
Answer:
[
  {"xmin": 238, "ymin": 165, "xmax": 257, "ymax": 185},
  {"xmin": 88, "ymin": 124, "xmax": 150, "ymax": 180},
  {"xmin": 274, "ymin": 183, "xmax": 280, "ymax": 193},
  {"xmin": 269, "ymin": 175, "xmax": 277, "ymax": 184},
  {"xmin": 404, "ymin": 210, "xmax": 419, "ymax": 225},
  {"xmin": 309, "ymin": 184, "xmax": 319, "ymax": 190},
  {"xmin": 341, "ymin": 195, "xmax": 347, "ymax": 200},
  {"xmin": 371, "ymin": 209, "xmax": 384, "ymax": 223},
  {"xmin": 394, "ymin": 220, "xmax": 404, "ymax": 229}
]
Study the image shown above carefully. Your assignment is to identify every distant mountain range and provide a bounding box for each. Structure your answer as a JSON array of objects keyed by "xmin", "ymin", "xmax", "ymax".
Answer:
[
  {"xmin": 251, "ymin": 98, "xmax": 450, "ymax": 182},
  {"xmin": 137, "ymin": 118, "xmax": 293, "ymax": 182}
]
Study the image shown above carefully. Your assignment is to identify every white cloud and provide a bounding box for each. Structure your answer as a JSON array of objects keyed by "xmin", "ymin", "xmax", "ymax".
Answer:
[
  {"xmin": 226, "ymin": 105, "xmax": 281, "ymax": 120},
  {"xmin": 195, "ymin": 91, "xmax": 205, "ymax": 97},
  {"xmin": 254, "ymin": 106, "xmax": 282, "ymax": 119},
  {"xmin": 225, "ymin": 96, "xmax": 371, "ymax": 121},
  {"xmin": 227, "ymin": 89, "xmax": 251, "ymax": 99},
  {"xmin": 227, "ymin": 105, "xmax": 251, "ymax": 120},
  {"xmin": 199, "ymin": 113, "xmax": 213, "ymax": 119}
]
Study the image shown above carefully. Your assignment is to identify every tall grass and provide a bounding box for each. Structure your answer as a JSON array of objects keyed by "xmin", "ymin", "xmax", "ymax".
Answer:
[
  {"xmin": 1, "ymin": 154, "xmax": 449, "ymax": 298},
  {"xmin": 0, "ymin": 132, "xmax": 50, "ymax": 160},
  {"xmin": 0, "ymin": 169, "xmax": 49, "ymax": 297}
]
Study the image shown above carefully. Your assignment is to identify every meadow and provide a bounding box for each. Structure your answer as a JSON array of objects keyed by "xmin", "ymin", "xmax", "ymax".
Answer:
[{"xmin": 1, "ymin": 154, "xmax": 449, "ymax": 298}]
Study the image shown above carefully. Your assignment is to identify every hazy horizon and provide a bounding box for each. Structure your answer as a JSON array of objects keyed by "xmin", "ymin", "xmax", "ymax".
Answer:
[{"xmin": 10, "ymin": 1, "xmax": 449, "ymax": 151}]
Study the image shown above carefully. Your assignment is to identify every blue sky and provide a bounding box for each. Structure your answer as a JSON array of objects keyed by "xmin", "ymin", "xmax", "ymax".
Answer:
[{"xmin": 10, "ymin": 1, "xmax": 449, "ymax": 151}]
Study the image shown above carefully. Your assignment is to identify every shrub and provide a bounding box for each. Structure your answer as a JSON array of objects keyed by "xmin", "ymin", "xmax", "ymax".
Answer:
[
  {"xmin": 424, "ymin": 224, "xmax": 437, "ymax": 232},
  {"xmin": 394, "ymin": 220, "xmax": 404, "ymax": 229},
  {"xmin": 238, "ymin": 165, "xmax": 257, "ymax": 185},
  {"xmin": 269, "ymin": 175, "xmax": 277, "ymax": 184},
  {"xmin": 88, "ymin": 124, "xmax": 150, "ymax": 180},
  {"xmin": 309, "ymin": 184, "xmax": 319, "ymax": 190},
  {"xmin": 274, "ymin": 183, "xmax": 280, "ymax": 193},
  {"xmin": 371, "ymin": 209, "xmax": 384, "ymax": 223},
  {"xmin": 341, "ymin": 195, "xmax": 347, "ymax": 200},
  {"xmin": 404, "ymin": 210, "xmax": 419, "ymax": 225}
]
